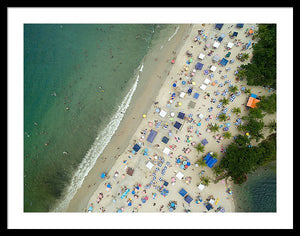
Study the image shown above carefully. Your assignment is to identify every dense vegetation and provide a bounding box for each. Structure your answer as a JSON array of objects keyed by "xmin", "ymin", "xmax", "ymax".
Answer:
[
  {"xmin": 216, "ymin": 133, "xmax": 276, "ymax": 184},
  {"xmin": 214, "ymin": 93, "xmax": 276, "ymax": 185},
  {"xmin": 238, "ymin": 24, "xmax": 276, "ymax": 89}
]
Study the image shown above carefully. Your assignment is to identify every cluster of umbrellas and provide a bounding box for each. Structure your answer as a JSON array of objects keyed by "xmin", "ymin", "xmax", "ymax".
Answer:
[
  {"xmin": 176, "ymin": 156, "xmax": 191, "ymax": 170},
  {"xmin": 168, "ymin": 201, "xmax": 177, "ymax": 212}
]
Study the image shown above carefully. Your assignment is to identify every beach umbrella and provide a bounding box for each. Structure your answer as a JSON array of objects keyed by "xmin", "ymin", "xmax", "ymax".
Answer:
[
  {"xmin": 101, "ymin": 172, "xmax": 106, "ymax": 178},
  {"xmin": 173, "ymin": 83, "xmax": 177, "ymax": 87},
  {"xmin": 182, "ymin": 81, "xmax": 186, "ymax": 85},
  {"xmin": 171, "ymin": 59, "xmax": 175, "ymax": 64},
  {"xmin": 142, "ymin": 114, "xmax": 147, "ymax": 118}
]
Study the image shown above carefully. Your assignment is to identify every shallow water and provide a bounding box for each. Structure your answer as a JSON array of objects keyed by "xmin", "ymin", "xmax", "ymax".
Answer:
[
  {"xmin": 24, "ymin": 24, "xmax": 179, "ymax": 212},
  {"xmin": 233, "ymin": 162, "xmax": 276, "ymax": 212}
]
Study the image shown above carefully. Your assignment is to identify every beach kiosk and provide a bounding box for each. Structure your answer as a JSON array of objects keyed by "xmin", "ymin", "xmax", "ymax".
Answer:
[
  {"xmin": 204, "ymin": 78, "xmax": 211, "ymax": 85},
  {"xmin": 204, "ymin": 152, "xmax": 217, "ymax": 168},
  {"xmin": 246, "ymin": 94, "xmax": 260, "ymax": 108},
  {"xmin": 146, "ymin": 161, "xmax": 154, "ymax": 170}
]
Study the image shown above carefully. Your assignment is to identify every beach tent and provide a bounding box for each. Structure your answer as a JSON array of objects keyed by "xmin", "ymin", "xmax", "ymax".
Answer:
[
  {"xmin": 200, "ymin": 84, "xmax": 207, "ymax": 91},
  {"xmin": 146, "ymin": 161, "xmax": 154, "ymax": 170},
  {"xmin": 147, "ymin": 129, "xmax": 157, "ymax": 143},
  {"xmin": 178, "ymin": 112, "xmax": 185, "ymax": 119},
  {"xmin": 217, "ymin": 36, "xmax": 223, "ymax": 42},
  {"xmin": 204, "ymin": 152, "xmax": 217, "ymax": 168},
  {"xmin": 213, "ymin": 41, "xmax": 220, "ymax": 49},
  {"xmin": 246, "ymin": 96, "xmax": 260, "ymax": 108},
  {"xmin": 133, "ymin": 144, "xmax": 141, "ymax": 152},
  {"xmin": 201, "ymin": 138, "xmax": 208, "ymax": 146},
  {"xmin": 198, "ymin": 183, "xmax": 205, "ymax": 191},
  {"xmin": 163, "ymin": 147, "xmax": 170, "ymax": 155},
  {"xmin": 179, "ymin": 92, "xmax": 186, "ymax": 98},
  {"xmin": 227, "ymin": 42, "xmax": 234, "ymax": 49},
  {"xmin": 159, "ymin": 109, "xmax": 167, "ymax": 118},
  {"xmin": 188, "ymin": 101, "xmax": 196, "ymax": 109},
  {"xmin": 220, "ymin": 58, "xmax": 228, "ymax": 66},
  {"xmin": 126, "ymin": 167, "xmax": 134, "ymax": 176},
  {"xmin": 195, "ymin": 62, "xmax": 204, "ymax": 70},
  {"xmin": 213, "ymin": 54, "xmax": 220, "ymax": 62},
  {"xmin": 174, "ymin": 121, "xmax": 182, "ymax": 130},
  {"xmin": 176, "ymin": 171, "xmax": 185, "ymax": 180},
  {"xmin": 210, "ymin": 65, "xmax": 217, "ymax": 72},
  {"xmin": 198, "ymin": 53, "xmax": 205, "ymax": 60},
  {"xmin": 162, "ymin": 136, "xmax": 169, "ymax": 144},
  {"xmin": 184, "ymin": 195, "xmax": 193, "ymax": 204},
  {"xmin": 179, "ymin": 188, "xmax": 187, "ymax": 197},
  {"xmin": 193, "ymin": 92, "xmax": 199, "ymax": 99},
  {"xmin": 205, "ymin": 203, "xmax": 213, "ymax": 211},
  {"xmin": 215, "ymin": 24, "xmax": 223, "ymax": 30},
  {"xmin": 236, "ymin": 24, "xmax": 244, "ymax": 28},
  {"xmin": 232, "ymin": 31, "xmax": 238, "ymax": 37},
  {"xmin": 250, "ymin": 93, "xmax": 257, "ymax": 98},
  {"xmin": 204, "ymin": 78, "xmax": 210, "ymax": 85}
]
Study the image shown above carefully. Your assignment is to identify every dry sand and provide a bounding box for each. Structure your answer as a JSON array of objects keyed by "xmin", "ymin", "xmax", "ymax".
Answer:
[{"xmin": 67, "ymin": 24, "xmax": 276, "ymax": 213}]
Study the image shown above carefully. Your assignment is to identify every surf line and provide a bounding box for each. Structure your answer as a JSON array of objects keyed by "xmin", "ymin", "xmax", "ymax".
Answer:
[{"xmin": 53, "ymin": 64, "xmax": 143, "ymax": 212}]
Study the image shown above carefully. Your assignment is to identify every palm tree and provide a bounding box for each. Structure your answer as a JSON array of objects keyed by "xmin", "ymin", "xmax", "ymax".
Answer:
[
  {"xmin": 240, "ymin": 53, "xmax": 250, "ymax": 62},
  {"xmin": 220, "ymin": 98, "xmax": 229, "ymax": 106},
  {"xmin": 223, "ymin": 131, "xmax": 232, "ymax": 139},
  {"xmin": 229, "ymin": 85, "xmax": 239, "ymax": 94},
  {"xmin": 232, "ymin": 107, "xmax": 241, "ymax": 115},
  {"xmin": 196, "ymin": 158, "xmax": 206, "ymax": 167},
  {"xmin": 211, "ymin": 152, "xmax": 218, "ymax": 159},
  {"xmin": 218, "ymin": 113, "xmax": 228, "ymax": 122},
  {"xmin": 210, "ymin": 123, "xmax": 220, "ymax": 133},
  {"xmin": 266, "ymin": 120, "xmax": 276, "ymax": 133},
  {"xmin": 200, "ymin": 176, "xmax": 210, "ymax": 186},
  {"xmin": 244, "ymin": 88, "xmax": 251, "ymax": 94},
  {"xmin": 194, "ymin": 143, "xmax": 205, "ymax": 153}
]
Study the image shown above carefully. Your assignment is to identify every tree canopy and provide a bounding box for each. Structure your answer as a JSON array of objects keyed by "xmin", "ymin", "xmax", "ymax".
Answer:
[{"xmin": 240, "ymin": 24, "xmax": 276, "ymax": 89}]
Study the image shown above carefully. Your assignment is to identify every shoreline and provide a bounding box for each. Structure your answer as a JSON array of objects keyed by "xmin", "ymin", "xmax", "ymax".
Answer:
[{"xmin": 65, "ymin": 24, "xmax": 193, "ymax": 212}]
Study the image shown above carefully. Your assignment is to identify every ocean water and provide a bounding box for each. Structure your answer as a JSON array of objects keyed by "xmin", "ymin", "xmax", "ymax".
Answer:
[
  {"xmin": 233, "ymin": 162, "xmax": 276, "ymax": 212},
  {"xmin": 24, "ymin": 24, "xmax": 179, "ymax": 212}
]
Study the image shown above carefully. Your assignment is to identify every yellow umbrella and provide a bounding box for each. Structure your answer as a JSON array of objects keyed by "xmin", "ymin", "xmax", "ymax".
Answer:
[
  {"xmin": 143, "ymin": 114, "xmax": 147, "ymax": 118},
  {"xmin": 178, "ymin": 102, "xmax": 182, "ymax": 106},
  {"xmin": 192, "ymin": 81, "xmax": 196, "ymax": 85}
]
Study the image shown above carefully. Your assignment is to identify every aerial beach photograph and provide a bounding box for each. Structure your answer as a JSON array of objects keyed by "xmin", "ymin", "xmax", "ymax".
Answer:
[
  {"xmin": 7, "ymin": 7, "xmax": 293, "ymax": 229},
  {"xmin": 24, "ymin": 22, "xmax": 277, "ymax": 214}
]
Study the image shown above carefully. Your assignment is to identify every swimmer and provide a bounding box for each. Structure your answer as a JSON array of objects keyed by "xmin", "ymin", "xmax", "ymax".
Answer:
[{"xmin": 63, "ymin": 151, "xmax": 68, "ymax": 155}]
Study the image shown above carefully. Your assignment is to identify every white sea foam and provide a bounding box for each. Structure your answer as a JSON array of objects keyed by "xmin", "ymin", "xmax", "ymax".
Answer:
[
  {"xmin": 53, "ymin": 64, "xmax": 142, "ymax": 212},
  {"xmin": 168, "ymin": 25, "xmax": 180, "ymax": 42}
]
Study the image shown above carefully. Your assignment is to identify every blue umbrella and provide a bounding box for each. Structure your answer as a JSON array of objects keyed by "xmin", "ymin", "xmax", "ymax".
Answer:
[
  {"xmin": 182, "ymin": 81, "xmax": 186, "ymax": 85},
  {"xmin": 101, "ymin": 172, "xmax": 106, "ymax": 178},
  {"xmin": 173, "ymin": 83, "xmax": 177, "ymax": 87}
]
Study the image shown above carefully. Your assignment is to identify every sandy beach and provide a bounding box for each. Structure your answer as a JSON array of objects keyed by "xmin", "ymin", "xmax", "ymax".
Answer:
[{"xmin": 66, "ymin": 23, "xmax": 276, "ymax": 213}]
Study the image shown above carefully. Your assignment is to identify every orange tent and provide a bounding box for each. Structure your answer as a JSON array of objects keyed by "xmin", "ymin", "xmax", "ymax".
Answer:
[
  {"xmin": 248, "ymin": 29, "xmax": 254, "ymax": 35},
  {"xmin": 246, "ymin": 97, "xmax": 260, "ymax": 108}
]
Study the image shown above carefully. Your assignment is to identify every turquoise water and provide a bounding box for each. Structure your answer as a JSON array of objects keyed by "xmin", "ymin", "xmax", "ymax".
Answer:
[
  {"xmin": 24, "ymin": 24, "xmax": 178, "ymax": 212},
  {"xmin": 233, "ymin": 162, "xmax": 276, "ymax": 212}
]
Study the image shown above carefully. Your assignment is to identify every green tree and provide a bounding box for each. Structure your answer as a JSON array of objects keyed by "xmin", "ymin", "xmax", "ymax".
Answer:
[
  {"xmin": 223, "ymin": 131, "xmax": 232, "ymax": 139},
  {"xmin": 218, "ymin": 113, "xmax": 228, "ymax": 122},
  {"xmin": 229, "ymin": 85, "xmax": 239, "ymax": 94},
  {"xmin": 210, "ymin": 123, "xmax": 220, "ymax": 133},
  {"xmin": 232, "ymin": 107, "xmax": 241, "ymax": 115},
  {"xmin": 194, "ymin": 143, "xmax": 205, "ymax": 154},
  {"xmin": 220, "ymin": 98, "xmax": 229, "ymax": 105},
  {"xmin": 240, "ymin": 24, "xmax": 276, "ymax": 89},
  {"xmin": 266, "ymin": 120, "xmax": 276, "ymax": 133},
  {"xmin": 257, "ymin": 93, "xmax": 276, "ymax": 114}
]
